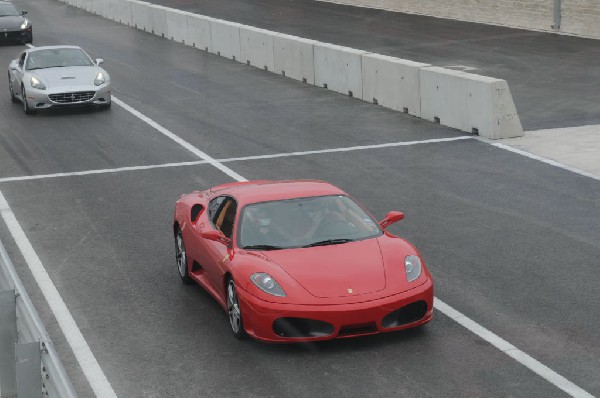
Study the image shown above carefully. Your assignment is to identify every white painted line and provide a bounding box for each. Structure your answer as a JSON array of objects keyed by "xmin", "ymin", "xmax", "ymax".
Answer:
[
  {"xmin": 112, "ymin": 96, "xmax": 248, "ymax": 182},
  {"xmin": 0, "ymin": 161, "xmax": 208, "ymax": 184},
  {"xmin": 0, "ymin": 190, "xmax": 117, "ymax": 398},
  {"xmin": 219, "ymin": 136, "xmax": 474, "ymax": 163},
  {"xmin": 0, "ymin": 136, "xmax": 472, "ymax": 184},
  {"xmin": 435, "ymin": 298, "xmax": 594, "ymax": 398},
  {"xmin": 490, "ymin": 142, "xmax": 600, "ymax": 182}
]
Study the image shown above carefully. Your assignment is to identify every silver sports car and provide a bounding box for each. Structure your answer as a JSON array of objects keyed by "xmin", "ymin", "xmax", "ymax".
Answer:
[
  {"xmin": 0, "ymin": 0, "xmax": 32, "ymax": 44},
  {"xmin": 8, "ymin": 45, "xmax": 111, "ymax": 114}
]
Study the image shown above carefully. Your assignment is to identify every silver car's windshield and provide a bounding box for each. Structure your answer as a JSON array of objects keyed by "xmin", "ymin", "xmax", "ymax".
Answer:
[
  {"xmin": 0, "ymin": 3, "xmax": 20, "ymax": 16},
  {"xmin": 26, "ymin": 48, "xmax": 94, "ymax": 70},
  {"xmin": 238, "ymin": 195, "xmax": 382, "ymax": 250}
]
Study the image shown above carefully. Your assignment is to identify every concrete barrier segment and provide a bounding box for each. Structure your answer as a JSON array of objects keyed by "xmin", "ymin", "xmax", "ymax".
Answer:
[
  {"xmin": 420, "ymin": 67, "xmax": 523, "ymax": 139},
  {"xmin": 210, "ymin": 19, "xmax": 242, "ymax": 61},
  {"xmin": 187, "ymin": 14, "xmax": 214, "ymax": 51},
  {"xmin": 362, "ymin": 53, "xmax": 430, "ymax": 117},
  {"xmin": 240, "ymin": 26, "xmax": 275, "ymax": 71},
  {"xmin": 80, "ymin": 0, "xmax": 93, "ymax": 12},
  {"xmin": 148, "ymin": 4, "xmax": 167, "ymax": 38},
  {"xmin": 166, "ymin": 9, "xmax": 190, "ymax": 44},
  {"xmin": 273, "ymin": 33, "xmax": 316, "ymax": 84},
  {"xmin": 115, "ymin": 0, "xmax": 132, "ymax": 25},
  {"xmin": 102, "ymin": 0, "xmax": 118, "ymax": 20},
  {"xmin": 129, "ymin": 0, "xmax": 150, "ymax": 31},
  {"xmin": 314, "ymin": 43, "xmax": 366, "ymax": 99},
  {"xmin": 91, "ymin": 0, "xmax": 103, "ymax": 15}
]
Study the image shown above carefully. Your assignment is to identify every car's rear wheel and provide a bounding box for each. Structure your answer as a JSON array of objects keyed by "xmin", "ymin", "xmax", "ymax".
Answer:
[
  {"xmin": 226, "ymin": 277, "xmax": 246, "ymax": 339},
  {"xmin": 21, "ymin": 86, "xmax": 35, "ymax": 115},
  {"xmin": 8, "ymin": 75, "xmax": 18, "ymax": 103},
  {"xmin": 175, "ymin": 228, "xmax": 192, "ymax": 285}
]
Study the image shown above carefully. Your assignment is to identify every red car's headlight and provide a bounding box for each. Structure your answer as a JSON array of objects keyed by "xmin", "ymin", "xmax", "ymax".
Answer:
[
  {"xmin": 405, "ymin": 255, "xmax": 422, "ymax": 282},
  {"xmin": 250, "ymin": 273, "xmax": 286, "ymax": 297}
]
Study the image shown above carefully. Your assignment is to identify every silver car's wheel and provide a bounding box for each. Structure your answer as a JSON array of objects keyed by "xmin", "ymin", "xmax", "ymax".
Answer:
[
  {"xmin": 227, "ymin": 278, "xmax": 246, "ymax": 339},
  {"xmin": 175, "ymin": 229, "xmax": 192, "ymax": 284},
  {"xmin": 21, "ymin": 86, "xmax": 35, "ymax": 115},
  {"xmin": 8, "ymin": 75, "xmax": 18, "ymax": 103}
]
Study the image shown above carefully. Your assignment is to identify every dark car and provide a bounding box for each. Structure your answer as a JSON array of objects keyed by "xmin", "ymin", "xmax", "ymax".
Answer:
[{"xmin": 0, "ymin": 1, "xmax": 32, "ymax": 44}]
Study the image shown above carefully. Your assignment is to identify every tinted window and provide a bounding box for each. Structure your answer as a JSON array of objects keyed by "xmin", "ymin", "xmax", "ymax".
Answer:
[{"xmin": 0, "ymin": 3, "xmax": 20, "ymax": 16}]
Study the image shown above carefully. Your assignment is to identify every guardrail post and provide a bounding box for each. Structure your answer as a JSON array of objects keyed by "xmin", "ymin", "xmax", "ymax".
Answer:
[
  {"xmin": 15, "ymin": 342, "xmax": 42, "ymax": 398},
  {"xmin": 0, "ymin": 289, "xmax": 17, "ymax": 398}
]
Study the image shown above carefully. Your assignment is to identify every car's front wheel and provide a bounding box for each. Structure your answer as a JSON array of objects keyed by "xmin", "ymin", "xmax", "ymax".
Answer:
[
  {"xmin": 8, "ymin": 75, "xmax": 18, "ymax": 103},
  {"xmin": 226, "ymin": 277, "xmax": 246, "ymax": 340},
  {"xmin": 175, "ymin": 228, "xmax": 192, "ymax": 285},
  {"xmin": 21, "ymin": 85, "xmax": 35, "ymax": 115}
]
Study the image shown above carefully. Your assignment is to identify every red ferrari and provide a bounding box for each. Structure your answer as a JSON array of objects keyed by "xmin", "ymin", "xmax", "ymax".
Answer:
[{"xmin": 173, "ymin": 180, "xmax": 433, "ymax": 342}]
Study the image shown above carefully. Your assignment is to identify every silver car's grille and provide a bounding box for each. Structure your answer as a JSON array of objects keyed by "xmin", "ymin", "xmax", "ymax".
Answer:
[{"xmin": 49, "ymin": 91, "xmax": 95, "ymax": 104}]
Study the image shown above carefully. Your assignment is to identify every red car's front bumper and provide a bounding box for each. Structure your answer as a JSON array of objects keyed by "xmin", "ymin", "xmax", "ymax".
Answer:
[{"xmin": 237, "ymin": 278, "xmax": 434, "ymax": 342}]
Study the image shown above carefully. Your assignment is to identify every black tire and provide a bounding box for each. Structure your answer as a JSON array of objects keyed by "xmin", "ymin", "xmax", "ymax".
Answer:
[
  {"xmin": 226, "ymin": 277, "xmax": 246, "ymax": 340},
  {"xmin": 21, "ymin": 85, "xmax": 35, "ymax": 114},
  {"xmin": 175, "ymin": 228, "xmax": 192, "ymax": 285},
  {"xmin": 8, "ymin": 74, "xmax": 18, "ymax": 103}
]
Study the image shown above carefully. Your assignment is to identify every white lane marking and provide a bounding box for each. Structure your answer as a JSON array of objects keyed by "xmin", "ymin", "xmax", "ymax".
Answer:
[
  {"xmin": 435, "ymin": 298, "xmax": 594, "ymax": 398},
  {"xmin": 0, "ymin": 190, "xmax": 117, "ymax": 398},
  {"xmin": 0, "ymin": 136, "xmax": 472, "ymax": 184},
  {"xmin": 490, "ymin": 142, "xmax": 600, "ymax": 182},
  {"xmin": 0, "ymin": 161, "xmax": 208, "ymax": 184},
  {"xmin": 112, "ymin": 96, "xmax": 247, "ymax": 182},
  {"xmin": 112, "ymin": 97, "xmax": 593, "ymax": 398}
]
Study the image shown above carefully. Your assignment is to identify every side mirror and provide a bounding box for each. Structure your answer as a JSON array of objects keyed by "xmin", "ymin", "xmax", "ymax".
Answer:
[
  {"xmin": 95, "ymin": 58, "xmax": 104, "ymax": 65},
  {"xmin": 201, "ymin": 230, "xmax": 231, "ymax": 246},
  {"xmin": 21, "ymin": 10, "xmax": 28, "ymax": 15},
  {"xmin": 379, "ymin": 211, "xmax": 404, "ymax": 229}
]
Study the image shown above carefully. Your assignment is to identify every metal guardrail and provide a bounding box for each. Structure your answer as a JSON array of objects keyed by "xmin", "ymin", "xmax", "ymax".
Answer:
[{"xmin": 0, "ymin": 239, "xmax": 77, "ymax": 398}]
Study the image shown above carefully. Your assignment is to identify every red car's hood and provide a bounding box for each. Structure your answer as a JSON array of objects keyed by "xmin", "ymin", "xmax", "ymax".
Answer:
[{"xmin": 264, "ymin": 239, "xmax": 386, "ymax": 298}]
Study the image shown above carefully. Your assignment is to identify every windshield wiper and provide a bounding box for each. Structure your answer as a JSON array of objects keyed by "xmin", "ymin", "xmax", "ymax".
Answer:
[
  {"xmin": 303, "ymin": 238, "xmax": 354, "ymax": 248},
  {"xmin": 242, "ymin": 244, "xmax": 284, "ymax": 251}
]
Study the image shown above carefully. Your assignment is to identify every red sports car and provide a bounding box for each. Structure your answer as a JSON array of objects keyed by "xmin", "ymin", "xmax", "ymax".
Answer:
[{"xmin": 173, "ymin": 180, "xmax": 433, "ymax": 342}]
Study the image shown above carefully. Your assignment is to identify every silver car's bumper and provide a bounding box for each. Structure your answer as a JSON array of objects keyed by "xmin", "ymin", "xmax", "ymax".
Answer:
[{"xmin": 24, "ymin": 83, "xmax": 112, "ymax": 109}]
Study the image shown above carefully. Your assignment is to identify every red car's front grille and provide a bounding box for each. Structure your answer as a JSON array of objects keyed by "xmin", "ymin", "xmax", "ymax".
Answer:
[{"xmin": 49, "ymin": 91, "xmax": 95, "ymax": 104}]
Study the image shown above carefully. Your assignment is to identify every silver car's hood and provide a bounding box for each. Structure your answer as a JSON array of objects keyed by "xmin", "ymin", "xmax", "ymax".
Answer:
[
  {"xmin": 30, "ymin": 66, "xmax": 102, "ymax": 88},
  {"xmin": 0, "ymin": 16, "xmax": 25, "ymax": 30}
]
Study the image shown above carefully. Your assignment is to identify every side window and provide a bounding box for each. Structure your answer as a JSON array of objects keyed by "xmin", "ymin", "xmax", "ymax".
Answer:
[
  {"xmin": 219, "ymin": 201, "xmax": 237, "ymax": 239},
  {"xmin": 209, "ymin": 197, "xmax": 237, "ymax": 239},
  {"xmin": 208, "ymin": 196, "xmax": 226, "ymax": 225},
  {"xmin": 18, "ymin": 53, "xmax": 26, "ymax": 69}
]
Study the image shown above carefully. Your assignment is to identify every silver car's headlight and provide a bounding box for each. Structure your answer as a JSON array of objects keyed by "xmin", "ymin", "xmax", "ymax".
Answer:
[
  {"xmin": 94, "ymin": 72, "xmax": 106, "ymax": 86},
  {"xmin": 30, "ymin": 76, "xmax": 45, "ymax": 90},
  {"xmin": 405, "ymin": 255, "xmax": 422, "ymax": 282},
  {"xmin": 20, "ymin": 19, "xmax": 31, "ymax": 30},
  {"xmin": 250, "ymin": 273, "xmax": 286, "ymax": 297}
]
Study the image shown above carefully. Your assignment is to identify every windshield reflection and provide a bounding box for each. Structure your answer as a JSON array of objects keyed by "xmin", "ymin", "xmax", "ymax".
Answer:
[{"xmin": 238, "ymin": 195, "xmax": 382, "ymax": 250}]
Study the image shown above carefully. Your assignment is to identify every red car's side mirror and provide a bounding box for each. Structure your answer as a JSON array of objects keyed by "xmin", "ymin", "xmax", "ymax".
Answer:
[
  {"xmin": 379, "ymin": 211, "xmax": 405, "ymax": 229},
  {"xmin": 201, "ymin": 230, "xmax": 231, "ymax": 246}
]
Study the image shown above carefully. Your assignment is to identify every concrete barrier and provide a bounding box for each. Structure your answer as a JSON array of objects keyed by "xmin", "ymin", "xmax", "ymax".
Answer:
[
  {"xmin": 273, "ymin": 33, "xmax": 316, "ymax": 84},
  {"xmin": 420, "ymin": 66, "xmax": 523, "ymax": 139},
  {"xmin": 114, "ymin": 0, "xmax": 131, "ymax": 25},
  {"xmin": 362, "ymin": 53, "xmax": 429, "ymax": 117},
  {"xmin": 210, "ymin": 19, "xmax": 242, "ymax": 61},
  {"xmin": 166, "ymin": 9, "xmax": 190, "ymax": 44},
  {"xmin": 240, "ymin": 26, "xmax": 275, "ymax": 71},
  {"xmin": 91, "ymin": 0, "xmax": 103, "ymax": 15},
  {"xmin": 148, "ymin": 4, "xmax": 167, "ymax": 37},
  {"xmin": 102, "ymin": 0, "xmax": 118, "ymax": 20},
  {"xmin": 81, "ymin": 0, "xmax": 93, "ymax": 12},
  {"xmin": 129, "ymin": 0, "xmax": 150, "ymax": 31},
  {"xmin": 314, "ymin": 43, "xmax": 366, "ymax": 99},
  {"xmin": 187, "ymin": 14, "xmax": 213, "ymax": 51}
]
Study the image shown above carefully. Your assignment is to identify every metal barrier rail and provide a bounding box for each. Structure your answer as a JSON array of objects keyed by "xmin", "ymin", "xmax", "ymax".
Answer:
[{"xmin": 0, "ymin": 239, "xmax": 77, "ymax": 398}]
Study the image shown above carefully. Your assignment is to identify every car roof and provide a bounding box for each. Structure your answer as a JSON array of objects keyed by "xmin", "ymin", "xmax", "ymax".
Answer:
[{"xmin": 210, "ymin": 180, "xmax": 346, "ymax": 205}]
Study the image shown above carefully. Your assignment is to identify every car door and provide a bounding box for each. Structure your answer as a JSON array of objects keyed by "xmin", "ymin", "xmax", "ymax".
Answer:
[{"xmin": 10, "ymin": 52, "xmax": 26, "ymax": 93}]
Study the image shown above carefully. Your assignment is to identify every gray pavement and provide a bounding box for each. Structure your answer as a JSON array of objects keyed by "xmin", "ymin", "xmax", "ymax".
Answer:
[{"xmin": 0, "ymin": 0, "xmax": 598, "ymax": 397}]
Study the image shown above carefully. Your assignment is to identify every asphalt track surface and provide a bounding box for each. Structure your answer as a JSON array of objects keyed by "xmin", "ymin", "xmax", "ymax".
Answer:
[{"xmin": 0, "ymin": 0, "xmax": 598, "ymax": 397}]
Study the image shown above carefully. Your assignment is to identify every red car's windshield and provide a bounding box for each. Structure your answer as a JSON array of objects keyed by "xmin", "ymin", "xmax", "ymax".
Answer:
[{"xmin": 238, "ymin": 195, "xmax": 382, "ymax": 250}]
